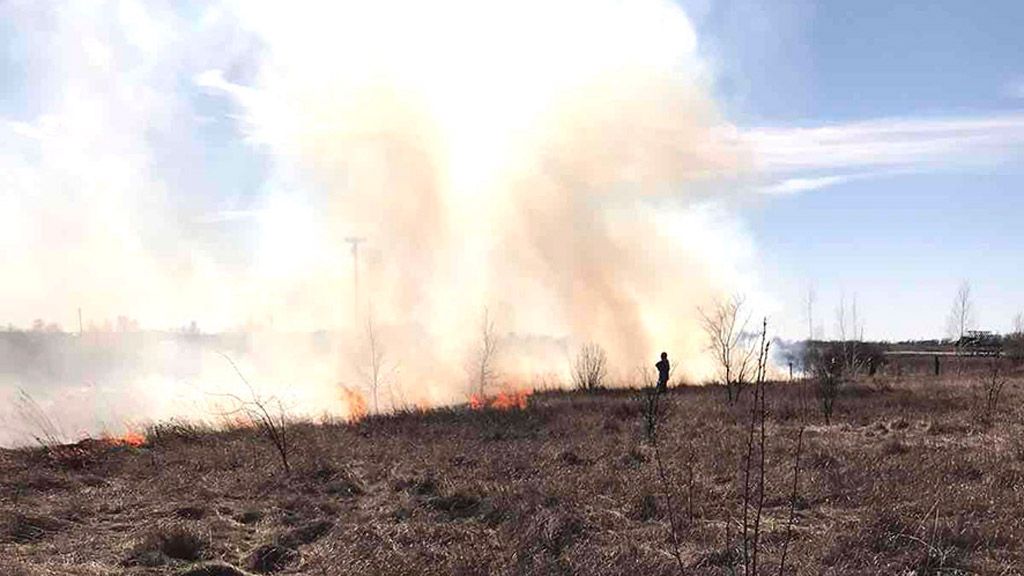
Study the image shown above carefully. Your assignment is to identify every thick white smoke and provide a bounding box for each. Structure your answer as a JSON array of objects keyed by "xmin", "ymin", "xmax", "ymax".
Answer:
[
  {"xmin": 0, "ymin": 0, "xmax": 758, "ymax": 444},
  {"xmin": 224, "ymin": 0, "xmax": 755, "ymax": 395}
]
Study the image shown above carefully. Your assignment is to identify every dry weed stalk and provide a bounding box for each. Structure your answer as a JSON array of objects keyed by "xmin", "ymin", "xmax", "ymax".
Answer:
[
  {"xmin": 215, "ymin": 352, "xmax": 291, "ymax": 473},
  {"xmin": 740, "ymin": 318, "xmax": 770, "ymax": 576},
  {"xmin": 14, "ymin": 388, "xmax": 66, "ymax": 448},
  {"xmin": 637, "ymin": 366, "xmax": 685, "ymax": 574},
  {"xmin": 777, "ymin": 426, "xmax": 804, "ymax": 576}
]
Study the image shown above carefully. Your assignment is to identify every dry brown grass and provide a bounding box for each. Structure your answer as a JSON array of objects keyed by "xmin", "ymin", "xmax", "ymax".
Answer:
[{"xmin": 2, "ymin": 363, "xmax": 1024, "ymax": 575}]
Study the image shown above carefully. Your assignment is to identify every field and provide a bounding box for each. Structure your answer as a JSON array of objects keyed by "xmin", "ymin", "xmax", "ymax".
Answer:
[{"xmin": 3, "ymin": 361, "xmax": 1024, "ymax": 575}]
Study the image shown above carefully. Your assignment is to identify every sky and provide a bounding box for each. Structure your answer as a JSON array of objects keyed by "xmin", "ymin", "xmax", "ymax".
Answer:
[
  {"xmin": 1, "ymin": 0, "xmax": 1023, "ymax": 342},
  {"xmin": 682, "ymin": 0, "xmax": 1024, "ymax": 340}
]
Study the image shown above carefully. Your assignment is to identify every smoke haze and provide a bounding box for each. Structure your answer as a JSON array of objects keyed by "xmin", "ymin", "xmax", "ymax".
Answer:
[{"xmin": 0, "ymin": 0, "xmax": 758, "ymax": 445}]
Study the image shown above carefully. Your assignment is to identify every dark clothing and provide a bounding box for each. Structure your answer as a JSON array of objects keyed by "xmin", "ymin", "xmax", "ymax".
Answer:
[{"xmin": 655, "ymin": 359, "xmax": 670, "ymax": 391}]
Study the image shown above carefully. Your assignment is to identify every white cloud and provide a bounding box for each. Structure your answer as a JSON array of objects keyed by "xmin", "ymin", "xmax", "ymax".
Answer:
[
  {"xmin": 194, "ymin": 68, "xmax": 252, "ymax": 100},
  {"xmin": 743, "ymin": 114, "xmax": 1024, "ymax": 194},
  {"xmin": 745, "ymin": 114, "xmax": 1024, "ymax": 172},
  {"xmin": 758, "ymin": 173, "xmax": 872, "ymax": 196}
]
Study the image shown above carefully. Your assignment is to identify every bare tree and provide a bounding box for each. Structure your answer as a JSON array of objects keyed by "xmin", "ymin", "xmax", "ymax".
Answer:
[
  {"xmin": 805, "ymin": 285, "xmax": 816, "ymax": 342},
  {"xmin": 362, "ymin": 313, "xmax": 385, "ymax": 412},
  {"xmin": 469, "ymin": 307, "xmax": 500, "ymax": 397},
  {"xmin": 358, "ymin": 315, "xmax": 394, "ymax": 414},
  {"xmin": 699, "ymin": 295, "xmax": 757, "ymax": 403},
  {"xmin": 947, "ymin": 281, "xmax": 975, "ymax": 375},
  {"xmin": 835, "ymin": 293, "xmax": 866, "ymax": 376},
  {"xmin": 572, "ymin": 342, "xmax": 608, "ymax": 391},
  {"xmin": 1006, "ymin": 311, "xmax": 1024, "ymax": 365}
]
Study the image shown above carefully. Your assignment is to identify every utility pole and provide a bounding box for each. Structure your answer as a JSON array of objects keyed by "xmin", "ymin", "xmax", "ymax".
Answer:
[
  {"xmin": 78, "ymin": 307, "xmax": 83, "ymax": 336},
  {"xmin": 344, "ymin": 237, "xmax": 366, "ymax": 321}
]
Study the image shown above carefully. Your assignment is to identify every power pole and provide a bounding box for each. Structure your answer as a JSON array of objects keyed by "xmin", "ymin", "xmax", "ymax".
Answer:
[
  {"xmin": 344, "ymin": 237, "xmax": 366, "ymax": 321},
  {"xmin": 78, "ymin": 307, "xmax": 83, "ymax": 336}
]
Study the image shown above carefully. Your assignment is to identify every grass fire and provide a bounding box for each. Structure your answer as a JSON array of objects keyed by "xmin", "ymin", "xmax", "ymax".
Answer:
[{"xmin": 3, "ymin": 0, "xmax": 1024, "ymax": 575}]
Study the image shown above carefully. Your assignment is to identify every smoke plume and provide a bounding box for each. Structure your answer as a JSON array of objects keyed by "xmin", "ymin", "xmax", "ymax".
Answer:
[{"xmin": 0, "ymin": 0, "xmax": 756, "ymax": 444}]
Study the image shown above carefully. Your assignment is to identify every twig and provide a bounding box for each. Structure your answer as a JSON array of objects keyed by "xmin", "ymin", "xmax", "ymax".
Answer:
[{"xmin": 777, "ymin": 426, "xmax": 804, "ymax": 576}]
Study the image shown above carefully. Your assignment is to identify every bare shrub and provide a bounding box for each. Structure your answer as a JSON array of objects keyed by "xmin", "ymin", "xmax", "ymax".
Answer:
[
  {"xmin": 145, "ymin": 419, "xmax": 207, "ymax": 447},
  {"xmin": 247, "ymin": 543, "xmax": 298, "ymax": 573},
  {"xmin": 571, "ymin": 342, "xmax": 608, "ymax": 391},
  {"xmin": 806, "ymin": 342, "xmax": 845, "ymax": 424},
  {"xmin": 978, "ymin": 357, "xmax": 1007, "ymax": 422},
  {"xmin": 637, "ymin": 365, "xmax": 665, "ymax": 442},
  {"xmin": 126, "ymin": 522, "xmax": 209, "ymax": 566}
]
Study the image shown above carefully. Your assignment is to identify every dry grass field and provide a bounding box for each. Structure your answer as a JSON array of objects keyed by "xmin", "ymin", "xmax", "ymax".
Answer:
[{"xmin": 3, "ymin": 362, "xmax": 1024, "ymax": 575}]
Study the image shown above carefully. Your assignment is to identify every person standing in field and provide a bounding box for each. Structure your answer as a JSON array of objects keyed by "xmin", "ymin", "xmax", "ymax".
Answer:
[{"xmin": 655, "ymin": 352, "xmax": 670, "ymax": 392}]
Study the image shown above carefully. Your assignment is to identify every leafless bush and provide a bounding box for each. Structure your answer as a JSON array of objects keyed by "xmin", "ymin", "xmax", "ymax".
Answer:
[
  {"xmin": 125, "ymin": 521, "xmax": 209, "ymax": 566},
  {"xmin": 572, "ymin": 342, "xmax": 608, "ymax": 391},
  {"xmin": 978, "ymin": 357, "xmax": 1007, "ymax": 422},
  {"xmin": 637, "ymin": 365, "xmax": 664, "ymax": 442},
  {"xmin": 807, "ymin": 342, "xmax": 845, "ymax": 424}
]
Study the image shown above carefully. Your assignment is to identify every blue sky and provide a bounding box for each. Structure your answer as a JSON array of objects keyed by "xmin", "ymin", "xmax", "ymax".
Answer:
[
  {"xmin": 682, "ymin": 0, "xmax": 1024, "ymax": 339},
  {"xmin": 1, "ymin": 1, "xmax": 1022, "ymax": 341}
]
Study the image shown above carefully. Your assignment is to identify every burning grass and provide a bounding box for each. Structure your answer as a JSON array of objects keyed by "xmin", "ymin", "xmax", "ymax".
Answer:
[
  {"xmin": 3, "ymin": 370, "xmax": 1024, "ymax": 574},
  {"xmin": 468, "ymin": 388, "xmax": 532, "ymax": 410}
]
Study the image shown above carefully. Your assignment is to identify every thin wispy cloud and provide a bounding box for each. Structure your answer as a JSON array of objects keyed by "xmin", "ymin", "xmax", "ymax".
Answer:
[
  {"xmin": 757, "ymin": 173, "xmax": 877, "ymax": 196},
  {"xmin": 194, "ymin": 69, "xmax": 253, "ymax": 101},
  {"xmin": 746, "ymin": 114, "xmax": 1024, "ymax": 194}
]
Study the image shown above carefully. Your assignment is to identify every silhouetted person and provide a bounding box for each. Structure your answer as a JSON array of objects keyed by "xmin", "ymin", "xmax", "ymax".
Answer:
[
  {"xmin": 934, "ymin": 355, "xmax": 940, "ymax": 377},
  {"xmin": 655, "ymin": 352, "xmax": 670, "ymax": 392}
]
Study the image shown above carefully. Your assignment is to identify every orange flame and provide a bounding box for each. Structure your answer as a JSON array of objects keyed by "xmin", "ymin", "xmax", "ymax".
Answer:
[
  {"xmin": 102, "ymin": 429, "xmax": 146, "ymax": 447},
  {"xmin": 469, "ymin": 389, "xmax": 532, "ymax": 411},
  {"xmin": 341, "ymin": 386, "xmax": 368, "ymax": 422}
]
